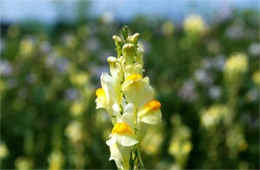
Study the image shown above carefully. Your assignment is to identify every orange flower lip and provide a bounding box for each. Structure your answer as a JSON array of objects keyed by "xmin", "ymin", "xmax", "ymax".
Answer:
[
  {"xmin": 143, "ymin": 100, "xmax": 161, "ymax": 111},
  {"xmin": 96, "ymin": 88, "xmax": 105, "ymax": 97},
  {"xmin": 112, "ymin": 122, "xmax": 134, "ymax": 135},
  {"xmin": 126, "ymin": 74, "xmax": 142, "ymax": 81}
]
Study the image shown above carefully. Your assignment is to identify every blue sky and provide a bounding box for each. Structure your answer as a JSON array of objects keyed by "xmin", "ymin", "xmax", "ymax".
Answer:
[{"xmin": 1, "ymin": 0, "xmax": 258, "ymax": 24}]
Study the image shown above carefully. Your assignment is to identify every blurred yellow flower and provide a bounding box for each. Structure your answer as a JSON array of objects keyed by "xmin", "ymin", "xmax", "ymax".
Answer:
[
  {"xmin": 252, "ymin": 70, "xmax": 260, "ymax": 86},
  {"xmin": 19, "ymin": 38, "xmax": 34, "ymax": 57},
  {"xmin": 225, "ymin": 53, "xmax": 248, "ymax": 74},
  {"xmin": 142, "ymin": 125, "xmax": 163, "ymax": 155},
  {"xmin": 182, "ymin": 142, "xmax": 193, "ymax": 153},
  {"xmin": 65, "ymin": 121, "xmax": 83, "ymax": 143},
  {"xmin": 184, "ymin": 14, "xmax": 207, "ymax": 35},
  {"xmin": 201, "ymin": 104, "xmax": 229, "ymax": 128},
  {"xmin": 70, "ymin": 101, "xmax": 84, "ymax": 116},
  {"xmin": 70, "ymin": 72, "xmax": 89, "ymax": 86},
  {"xmin": 169, "ymin": 140, "xmax": 192, "ymax": 155},
  {"xmin": 168, "ymin": 115, "xmax": 192, "ymax": 169},
  {"xmin": 162, "ymin": 20, "xmax": 175, "ymax": 35},
  {"xmin": 15, "ymin": 157, "xmax": 33, "ymax": 170},
  {"xmin": 0, "ymin": 142, "xmax": 9, "ymax": 159},
  {"xmin": 48, "ymin": 151, "xmax": 64, "ymax": 170}
]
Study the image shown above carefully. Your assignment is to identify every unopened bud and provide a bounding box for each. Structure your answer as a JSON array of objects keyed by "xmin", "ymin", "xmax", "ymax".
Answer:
[
  {"xmin": 107, "ymin": 56, "xmax": 118, "ymax": 63},
  {"xmin": 128, "ymin": 33, "xmax": 140, "ymax": 45},
  {"xmin": 112, "ymin": 35, "xmax": 123, "ymax": 46},
  {"xmin": 122, "ymin": 43, "xmax": 136, "ymax": 57},
  {"xmin": 136, "ymin": 47, "xmax": 144, "ymax": 66},
  {"xmin": 137, "ymin": 46, "xmax": 144, "ymax": 57}
]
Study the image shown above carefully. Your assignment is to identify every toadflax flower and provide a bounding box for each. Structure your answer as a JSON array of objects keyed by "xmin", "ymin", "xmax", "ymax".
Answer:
[
  {"xmin": 224, "ymin": 53, "xmax": 248, "ymax": 87},
  {"xmin": 183, "ymin": 14, "xmax": 208, "ymax": 36},
  {"xmin": 95, "ymin": 27, "xmax": 162, "ymax": 169}
]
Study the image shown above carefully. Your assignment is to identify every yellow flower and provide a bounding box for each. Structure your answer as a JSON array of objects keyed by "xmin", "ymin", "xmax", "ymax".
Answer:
[
  {"xmin": 225, "ymin": 53, "xmax": 248, "ymax": 74},
  {"xmin": 138, "ymin": 100, "xmax": 162, "ymax": 125},
  {"xmin": 0, "ymin": 142, "xmax": 9, "ymax": 159},
  {"xmin": 106, "ymin": 103, "xmax": 137, "ymax": 169},
  {"xmin": 108, "ymin": 104, "xmax": 138, "ymax": 147},
  {"xmin": 96, "ymin": 88, "xmax": 105, "ymax": 97},
  {"xmin": 126, "ymin": 73, "xmax": 142, "ymax": 82},
  {"xmin": 253, "ymin": 70, "xmax": 260, "ymax": 86},
  {"xmin": 15, "ymin": 157, "xmax": 33, "ymax": 170},
  {"xmin": 107, "ymin": 143, "xmax": 124, "ymax": 170},
  {"xmin": 70, "ymin": 72, "xmax": 88, "ymax": 86},
  {"xmin": 107, "ymin": 56, "xmax": 123, "ymax": 103},
  {"xmin": 95, "ymin": 88, "xmax": 107, "ymax": 109},
  {"xmin": 124, "ymin": 64, "xmax": 143, "ymax": 78},
  {"xmin": 19, "ymin": 38, "xmax": 34, "ymax": 57},
  {"xmin": 70, "ymin": 101, "xmax": 84, "ymax": 116},
  {"xmin": 95, "ymin": 73, "xmax": 117, "ymax": 112},
  {"xmin": 184, "ymin": 14, "xmax": 207, "ymax": 35},
  {"xmin": 122, "ymin": 74, "xmax": 154, "ymax": 109},
  {"xmin": 96, "ymin": 29, "xmax": 162, "ymax": 169},
  {"xmin": 128, "ymin": 33, "xmax": 140, "ymax": 45},
  {"xmin": 122, "ymin": 43, "xmax": 136, "ymax": 66},
  {"xmin": 112, "ymin": 122, "xmax": 134, "ymax": 136},
  {"xmin": 65, "ymin": 121, "xmax": 83, "ymax": 143},
  {"xmin": 48, "ymin": 151, "xmax": 64, "ymax": 170},
  {"xmin": 201, "ymin": 104, "xmax": 229, "ymax": 128},
  {"xmin": 141, "ymin": 100, "xmax": 161, "ymax": 112},
  {"xmin": 142, "ymin": 124, "xmax": 164, "ymax": 155}
]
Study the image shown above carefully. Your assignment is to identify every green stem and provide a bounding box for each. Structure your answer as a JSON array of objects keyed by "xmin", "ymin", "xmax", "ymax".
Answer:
[{"xmin": 137, "ymin": 144, "xmax": 144, "ymax": 167}]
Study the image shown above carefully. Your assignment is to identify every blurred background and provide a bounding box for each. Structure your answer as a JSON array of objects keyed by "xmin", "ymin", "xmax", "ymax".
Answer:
[{"xmin": 0, "ymin": 0, "xmax": 259, "ymax": 169}]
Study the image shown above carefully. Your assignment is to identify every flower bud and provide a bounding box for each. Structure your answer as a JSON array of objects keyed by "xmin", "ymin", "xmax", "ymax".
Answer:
[
  {"xmin": 113, "ymin": 35, "xmax": 123, "ymax": 56},
  {"xmin": 107, "ymin": 56, "xmax": 123, "ymax": 103},
  {"xmin": 136, "ymin": 47, "xmax": 144, "ymax": 66},
  {"xmin": 128, "ymin": 33, "xmax": 140, "ymax": 45},
  {"xmin": 112, "ymin": 35, "xmax": 123, "ymax": 47},
  {"xmin": 122, "ymin": 43, "xmax": 137, "ymax": 66},
  {"xmin": 122, "ymin": 43, "xmax": 136, "ymax": 57}
]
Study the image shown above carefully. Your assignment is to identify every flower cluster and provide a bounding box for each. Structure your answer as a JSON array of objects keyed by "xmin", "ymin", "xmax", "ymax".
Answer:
[{"xmin": 95, "ymin": 27, "xmax": 162, "ymax": 169}]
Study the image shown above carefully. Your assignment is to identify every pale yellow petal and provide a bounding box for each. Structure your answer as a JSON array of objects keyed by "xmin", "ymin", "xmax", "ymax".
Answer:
[
  {"xmin": 138, "ymin": 100, "xmax": 162, "ymax": 125},
  {"xmin": 117, "ymin": 134, "xmax": 138, "ymax": 146},
  {"xmin": 95, "ymin": 88, "xmax": 107, "ymax": 109},
  {"xmin": 122, "ymin": 75, "xmax": 154, "ymax": 110},
  {"xmin": 140, "ymin": 109, "xmax": 162, "ymax": 124}
]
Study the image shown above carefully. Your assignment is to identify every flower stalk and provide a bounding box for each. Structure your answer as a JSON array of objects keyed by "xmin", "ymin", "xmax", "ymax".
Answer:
[{"xmin": 95, "ymin": 27, "xmax": 162, "ymax": 169}]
